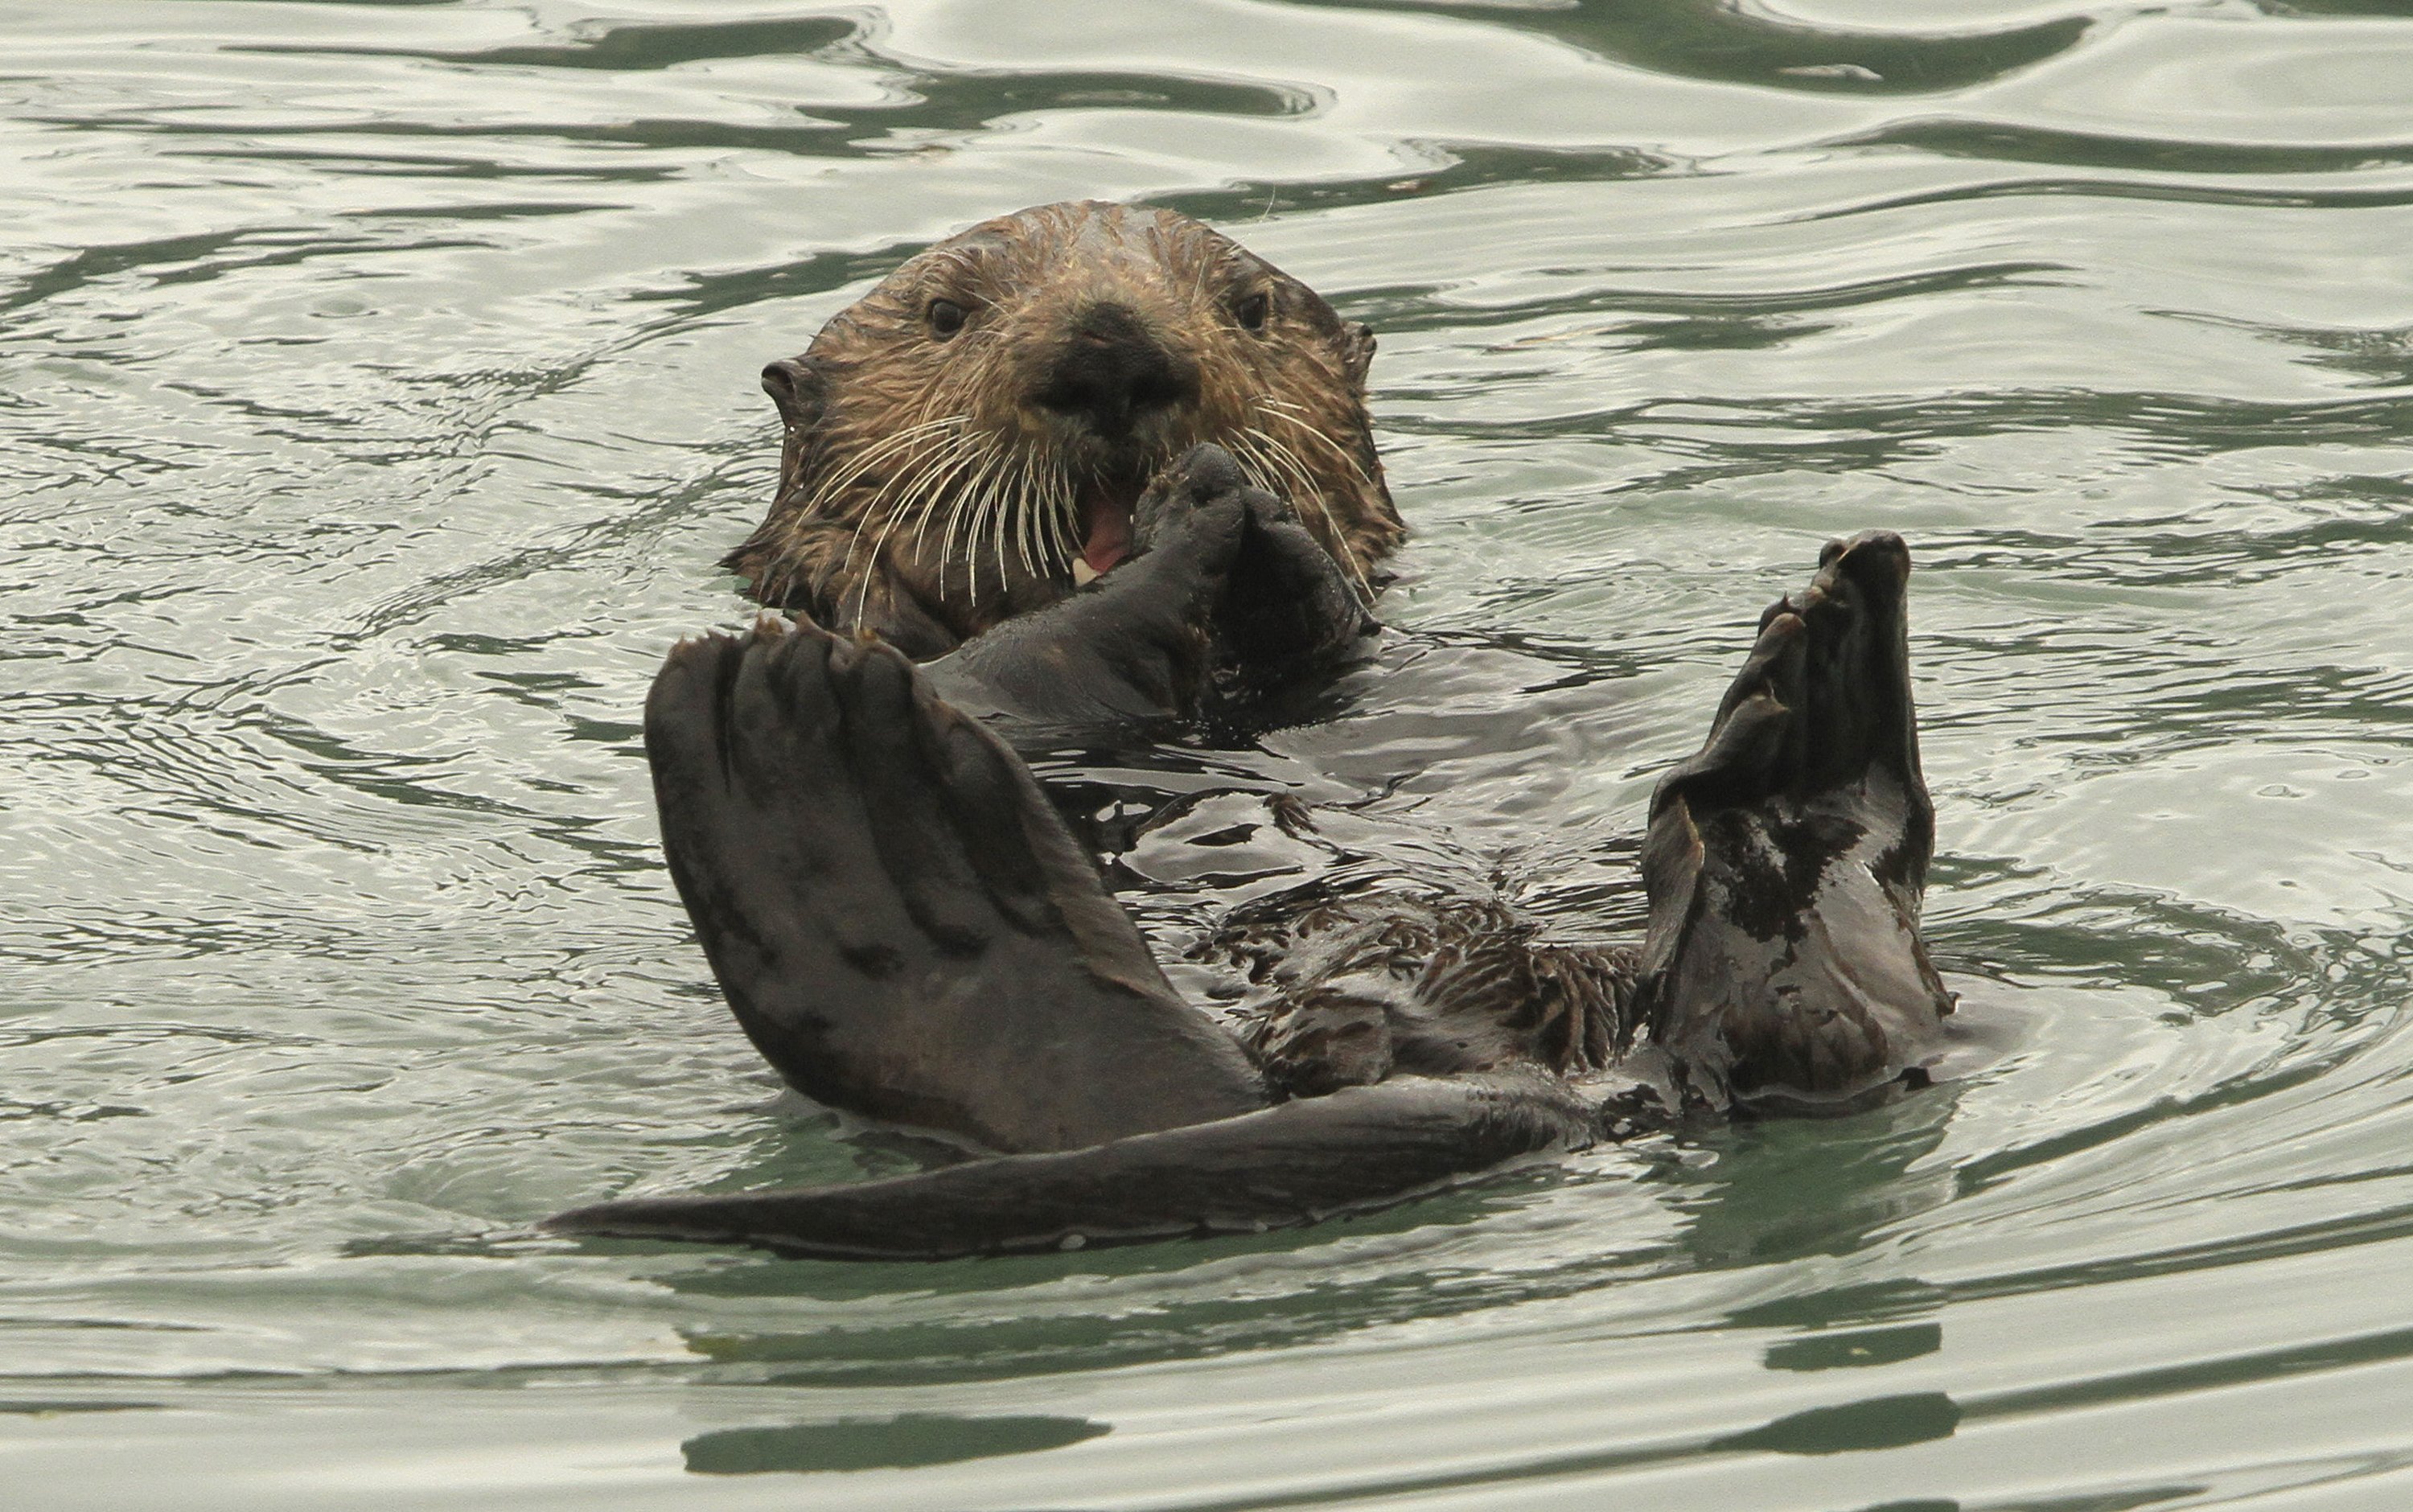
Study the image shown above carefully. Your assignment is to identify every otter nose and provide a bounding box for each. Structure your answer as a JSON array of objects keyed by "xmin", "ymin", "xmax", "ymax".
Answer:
[{"xmin": 1035, "ymin": 302, "xmax": 1199, "ymax": 438}]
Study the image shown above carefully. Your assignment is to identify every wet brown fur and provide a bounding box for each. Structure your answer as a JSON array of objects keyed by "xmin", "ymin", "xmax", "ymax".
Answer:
[
  {"xmin": 1212, "ymin": 888, "xmax": 1638, "ymax": 1099},
  {"xmin": 725, "ymin": 201, "xmax": 1403, "ymax": 659}
]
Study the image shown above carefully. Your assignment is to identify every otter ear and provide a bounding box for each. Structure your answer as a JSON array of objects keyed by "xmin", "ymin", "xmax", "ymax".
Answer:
[
  {"xmin": 761, "ymin": 356, "xmax": 828, "ymax": 432},
  {"xmin": 1340, "ymin": 322, "xmax": 1376, "ymax": 388}
]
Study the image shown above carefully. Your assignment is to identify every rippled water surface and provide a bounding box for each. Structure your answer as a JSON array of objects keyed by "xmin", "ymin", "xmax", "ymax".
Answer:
[{"xmin": 10, "ymin": 1, "xmax": 2413, "ymax": 1506}]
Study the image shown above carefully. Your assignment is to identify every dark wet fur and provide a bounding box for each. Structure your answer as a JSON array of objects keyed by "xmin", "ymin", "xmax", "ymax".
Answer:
[{"xmin": 1211, "ymin": 890, "xmax": 1638, "ymax": 1098}]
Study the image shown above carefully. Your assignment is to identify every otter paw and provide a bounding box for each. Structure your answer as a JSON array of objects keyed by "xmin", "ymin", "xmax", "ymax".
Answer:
[
  {"xmin": 643, "ymin": 614, "xmax": 1267, "ymax": 1148},
  {"xmin": 1133, "ymin": 442, "xmax": 1374, "ymax": 695},
  {"xmin": 1130, "ymin": 442, "xmax": 1255, "ymax": 558},
  {"xmin": 1638, "ymin": 530, "xmax": 1950, "ymax": 1110}
]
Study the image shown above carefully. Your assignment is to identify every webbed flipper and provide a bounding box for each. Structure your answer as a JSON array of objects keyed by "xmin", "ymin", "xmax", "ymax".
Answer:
[
  {"xmin": 1638, "ymin": 530, "xmax": 1953, "ymax": 1110},
  {"xmin": 639, "ymin": 614, "xmax": 1269, "ymax": 1155},
  {"xmin": 546, "ymin": 1069, "xmax": 1591, "ymax": 1259}
]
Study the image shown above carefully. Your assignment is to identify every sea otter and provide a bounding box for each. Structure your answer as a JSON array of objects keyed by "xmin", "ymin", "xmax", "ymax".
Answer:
[
  {"xmin": 548, "ymin": 532, "xmax": 1953, "ymax": 1257},
  {"xmin": 542, "ymin": 203, "xmax": 1958, "ymax": 1258}
]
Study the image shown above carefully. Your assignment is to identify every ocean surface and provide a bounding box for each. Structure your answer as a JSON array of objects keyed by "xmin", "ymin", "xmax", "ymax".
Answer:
[{"xmin": 7, "ymin": 1, "xmax": 2413, "ymax": 1506}]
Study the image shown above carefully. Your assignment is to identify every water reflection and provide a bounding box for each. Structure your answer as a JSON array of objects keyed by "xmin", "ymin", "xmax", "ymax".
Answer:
[
  {"xmin": 1306, "ymin": 0, "xmax": 2094, "ymax": 97},
  {"xmin": 1708, "ymin": 1389, "xmax": 1961, "ymax": 1456},
  {"xmin": 682, "ymin": 1411, "xmax": 1108, "ymax": 1475},
  {"xmin": 1765, "ymin": 1322, "xmax": 1944, "ymax": 1374}
]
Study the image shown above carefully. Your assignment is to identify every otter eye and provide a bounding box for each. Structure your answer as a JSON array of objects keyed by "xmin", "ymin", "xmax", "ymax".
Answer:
[
  {"xmin": 1234, "ymin": 291, "xmax": 1270, "ymax": 332},
  {"xmin": 927, "ymin": 298, "xmax": 967, "ymax": 339}
]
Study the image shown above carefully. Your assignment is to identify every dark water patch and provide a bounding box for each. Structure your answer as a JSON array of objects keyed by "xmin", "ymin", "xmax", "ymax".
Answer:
[
  {"xmin": 1766, "ymin": 1322, "xmax": 1945, "ymax": 1373},
  {"xmin": 0, "ymin": 226, "xmax": 487, "ymax": 317},
  {"xmin": 1125, "ymin": 1384, "xmax": 1962, "ymax": 1512},
  {"xmin": 638, "ymin": 1196, "xmax": 1696, "ymax": 1387},
  {"xmin": 681, "ymin": 1411, "xmax": 1108, "ymax": 1476},
  {"xmin": 0, "ymin": 1316, "xmax": 212, "ymax": 1333},
  {"xmin": 1311, "ymin": 261, "xmax": 2073, "ymax": 341},
  {"xmin": 1823, "ymin": 173, "xmax": 2413, "ymax": 219},
  {"xmin": 1945, "ymin": 1055, "xmax": 2341, "ymax": 1198},
  {"xmin": 1922, "ymin": 1200, "xmax": 2413, "ymax": 1315},
  {"xmin": 177, "ymin": 145, "xmax": 679, "ymax": 185},
  {"xmin": 1731, "ymin": 1278, "xmax": 1952, "ymax": 1334},
  {"xmin": 1664, "ymin": 1101, "xmax": 1967, "ymax": 1272},
  {"xmin": 1291, "ymin": 0, "xmax": 2092, "ymax": 97},
  {"xmin": 1967, "ymin": 1321, "xmax": 2413, "ymax": 1425},
  {"xmin": 1927, "ymin": 884, "xmax": 2330, "ymax": 1016},
  {"xmin": 1846, "ymin": 119, "xmax": 2413, "ymax": 178},
  {"xmin": 635, "ymin": 246, "xmax": 937, "ymax": 326},
  {"xmin": 1603, "ymin": 390, "xmax": 2413, "ymax": 473},
  {"xmin": 644, "ymin": 140, "xmax": 1673, "ymax": 329},
  {"xmin": 1711, "ymin": 1390, "xmax": 1961, "ymax": 1455},
  {"xmin": 0, "ymin": 1399, "xmax": 165, "ymax": 1415},
  {"xmin": 194, "ymin": 60, "xmax": 1317, "ymax": 140},
  {"xmin": 1164, "ymin": 142, "xmax": 1678, "ymax": 226},
  {"xmin": 2181, "ymin": 314, "xmax": 2413, "ymax": 390},
  {"xmin": 0, "ymin": 1098, "xmax": 149, "ymax": 1123},
  {"xmin": 2248, "ymin": 0, "xmax": 2413, "ymax": 15},
  {"xmin": 1927, "ymin": 1491, "xmax": 2199, "ymax": 1512},
  {"xmin": 282, "ymin": 15, "xmax": 864, "ymax": 73}
]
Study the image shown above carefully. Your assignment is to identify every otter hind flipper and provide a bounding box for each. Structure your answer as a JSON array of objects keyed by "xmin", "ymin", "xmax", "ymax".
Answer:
[
  {"xmin": 642, "ymin": 616, "xmax": 1268, "ymax": 1155},
  {"xmin": 545, "ymin": 1070, "xmax": 1593, "ymax": 1260},
  {"xmin": 1639, "ymin": 531, "xmax": 1953, "ymax": 1111}
]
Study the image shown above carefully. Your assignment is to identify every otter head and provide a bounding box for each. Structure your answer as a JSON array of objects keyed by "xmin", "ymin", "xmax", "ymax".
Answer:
[{"xmin": 726, "ymin": 201, "xmax": 1400, "ymax": 650}]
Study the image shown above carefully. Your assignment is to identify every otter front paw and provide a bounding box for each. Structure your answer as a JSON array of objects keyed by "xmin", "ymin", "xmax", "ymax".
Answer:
[
  {"xmin": 928, "ymin": 446, "xmax": 1255, "ymax": 725},
  {"xmin": 1215, "ymin": 485, "xmax": 1375, "ymax": 682},
  {"xmin": 928, "ymin": 443, "xmax": 1375, "ymax": 727}
]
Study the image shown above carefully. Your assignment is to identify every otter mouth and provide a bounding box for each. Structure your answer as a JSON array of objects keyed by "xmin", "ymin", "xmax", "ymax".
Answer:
[{"xmin": 1071, "ymin": 474, "xmax": 1141, "ymax": 585}]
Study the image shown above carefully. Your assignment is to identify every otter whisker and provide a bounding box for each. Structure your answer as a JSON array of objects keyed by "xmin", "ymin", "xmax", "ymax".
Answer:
[
  {"xmin": 969, "ymin": 447, "xmax": 1018, "ymax": 606},
  {"xmin": 814, "ymin": 414, "xmax": 967, "ymax": 508},
  {"xmin": 839, "ymin": 425, "xmax": 975, "ymax": 598},
  {"xmin": 1238, "ymin": 426, "xmax": 1375, "ymax": 608},
  {"xmin": 1033, "ymin": 455, "xmax": 1062, "ymax": 578},
  {"xmin": 988, "ymin": 438, "xmax": 1050, "ymax": 592},
  {"xmin": 1013, "ymin": 458, "xmax": 1044, "ymax": 581},
  {"xmin": 853, "ymin": 430, "xmax": 985, "ymax": 626},
  {"xmin": 850, "ymin": 495, "xmax": 920, "ymax": 630},
  {"xmin": 943, "ymin": 440, "xmax": 1014, "ymax": 606},
  {"xmin": 1238, "ymin": 427, "xmax": 1327, "ymax": 529},
  {"xmin": 932, "ymin": 446, "xmax": 989, "ymax": 604},
  {"xmin": 1228, "ymin": 446, "xmax": 1282, "ymax": 503},
  {"xmin": 1004, "ymin": 459, "xmax": 1031, "ymax": 583},
  {"xmin": 904, "ymin": 433, "xmax": 989, "ymax": 558},
  {"xmin": 1256, "ymin": 399, "xmax": 1379, "ymax": 489},
  {"xmin": 1042, "ymin": 454, "xmax": 1071, "ymax": 577},
  {"xmin": 859, "ymin": 427, "xmax": 973, "ymax": 534},
  {"xmin": 843, "ymin": 425, "xmax": 981, "ymax": 625},
  {"xmin": 817, "ymin": 415, "xmax": 959, "ymax": 497},
  {"xmin": 828, "ymin": 427, "xmax": 968, "ymax": 570},
  {"xmin": 1037, "ymin": 452, "xmax": 1071, "ymax": 578},
  {"xmin": 1042, "ymin": 453, "xmax": 1078, "ymax": 577},
  {"xmin": 987, "ymin": 464, "xmax": 1013, "ymax": 596}
]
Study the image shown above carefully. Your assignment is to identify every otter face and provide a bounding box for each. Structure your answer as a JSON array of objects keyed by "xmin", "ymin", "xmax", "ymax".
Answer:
[{"xmin": 730, "ymin": 201, "xmax": 1400, "ymax": 646}]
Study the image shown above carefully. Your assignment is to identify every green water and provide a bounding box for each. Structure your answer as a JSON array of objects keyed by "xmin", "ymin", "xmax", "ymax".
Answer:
[{"xmin": 7, "ymin": 1, "xmax": 2413, "ymax": 1506}]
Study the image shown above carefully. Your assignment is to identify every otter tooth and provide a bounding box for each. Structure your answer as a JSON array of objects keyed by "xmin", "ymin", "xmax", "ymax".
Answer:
[{"xmin": 1071, "ymin": 559, "xmax": 1100, "ymax": 586}]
